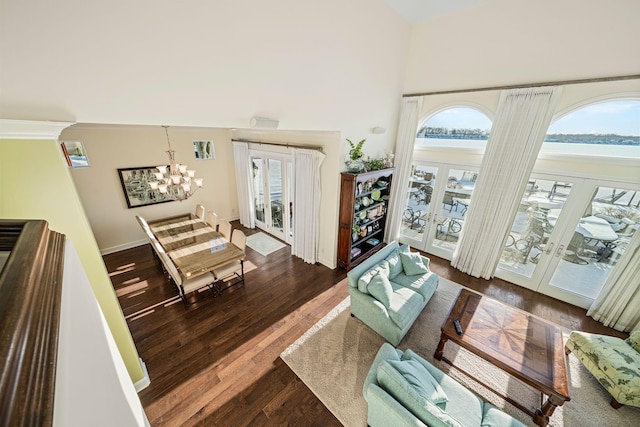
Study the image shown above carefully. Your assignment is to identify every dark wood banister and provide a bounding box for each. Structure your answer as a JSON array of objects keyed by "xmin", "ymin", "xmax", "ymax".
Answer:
[{"xmin": 0, "ymin": 220, "xmax": 66, "ymax": 427}]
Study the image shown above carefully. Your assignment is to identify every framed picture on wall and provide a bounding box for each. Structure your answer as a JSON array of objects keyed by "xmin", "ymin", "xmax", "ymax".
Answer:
[
  {"xmin": 193, "ymin": 140, "xmax": 215, "ymax": 160},
  {"xmin": 117, "ymin": 166, "xmax": 172, "ymax": 209},
  {"xmin": 60, "ymin": 140, "xmax": 90, "ymax": 167}
]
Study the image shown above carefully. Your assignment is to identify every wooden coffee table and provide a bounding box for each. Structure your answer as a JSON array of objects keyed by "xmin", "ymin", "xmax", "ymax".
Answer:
[{"xmin": 434, "ymin": 289, "xmax": 570, "ymax": 427}]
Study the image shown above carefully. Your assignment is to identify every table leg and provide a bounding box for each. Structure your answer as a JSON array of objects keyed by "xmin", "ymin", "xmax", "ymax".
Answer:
[
  {"xmin": 434, "ymin": 335, "xmax": 448, "ymax": 360},
  {"xmin": 533, "ymin": 394, "xmax": 564, "ymax": 427}
]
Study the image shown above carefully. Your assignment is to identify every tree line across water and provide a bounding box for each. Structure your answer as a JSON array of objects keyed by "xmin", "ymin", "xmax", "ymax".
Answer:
[{"xmin": 417, "ymin": 126, "xmax": 639, "ymax": 145}]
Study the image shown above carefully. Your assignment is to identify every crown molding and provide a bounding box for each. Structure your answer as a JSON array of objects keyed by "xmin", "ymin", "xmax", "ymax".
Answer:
[{"xmin": 0, "ymin": 119, "xmax": 75, "ymax": 140}]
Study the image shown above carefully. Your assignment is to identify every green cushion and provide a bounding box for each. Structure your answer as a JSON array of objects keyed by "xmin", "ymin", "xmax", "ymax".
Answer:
[
  {"xmin": 357, "ymin": 260, "xmax": 390, "ymax": 294},
  {"xmin": 388, "ymin": 285, "xmax": 425, "ymax": 328},
  {"xmin": 399, "ymin": 251, "xmax": 429, "ymax": 276},
  {"xmin": 481, "ymin": 403, "xmax": 527, "ymax": 427},
  {"xmin": 626, "ymin": 330, "xmax": 640, "ymax": 353},
  {"xmin": 368, "ymin": 272, "xmax": 393, "ymax": 308},
  {"xmin": 387, "ymin": 359, "xmax": 448, "ymax": 406},
  {"xmin": 385, "ymin": 244, "xmax": 410, "ymax": 279},
  {"xmin": 377, "ymin": 360, "xmax": 461, "ymax": 427}
]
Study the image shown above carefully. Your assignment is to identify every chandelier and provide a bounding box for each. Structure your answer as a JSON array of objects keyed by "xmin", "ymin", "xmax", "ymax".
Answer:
[{"xmin": 148, "ymin": 126, "xmax": 203, "ymax": 201}]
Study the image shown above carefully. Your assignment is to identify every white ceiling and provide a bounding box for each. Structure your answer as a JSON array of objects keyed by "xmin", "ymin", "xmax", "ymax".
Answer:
[{"xmin": 383, "ymin": 0, "xmax": 494, "ymax": 24}]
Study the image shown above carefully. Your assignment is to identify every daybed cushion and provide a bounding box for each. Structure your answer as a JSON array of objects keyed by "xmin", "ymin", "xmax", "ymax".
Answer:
[
  {"xmin": 377, "ymin": 360, "xmax": 461, "ymax": 427},
  {"xmin": 400, "ymin": 251, "xmax": 430, "ymax": 276},
  {"xmin": 626, "ymin": 330, "xmax": 640, "ymax": 353},
  {"xmin": 567, "ymin": 331, "xmax": 640, "ymax": 407},
  {"xmin": 368, "ymin": 273, "xmax": 393, "ymax": 308}
]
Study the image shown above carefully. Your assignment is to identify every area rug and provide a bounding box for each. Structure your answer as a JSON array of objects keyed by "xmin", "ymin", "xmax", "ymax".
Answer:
[
  {"xmin": 281, "ymin": 278, "xmax": 640, "ymax": 427},
  {"xmin": 246, "ymin": 232, "xmax": 286, "ymax": 256}
]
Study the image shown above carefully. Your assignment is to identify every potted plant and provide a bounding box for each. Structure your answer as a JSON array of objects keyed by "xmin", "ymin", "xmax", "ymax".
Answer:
[{"xmin": 346, "ymin": 138, "xmax": 366, "ymax": 173}]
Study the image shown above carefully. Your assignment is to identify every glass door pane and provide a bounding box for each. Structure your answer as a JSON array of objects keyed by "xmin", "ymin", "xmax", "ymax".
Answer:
[
  {"xmin": 497, "ymin": 179, "xmax": 574, "ymax": 283},
  {"xmin": 286, "ymin": 160, "xmax": 294, "ymax": 242},
  {"xmin": 542, "ymin": 185, "xmax": 640, "ymax": 307},
  {"xmin": 430, "ymin": 168, "xmax": 477, "ymax": 256},
  {"xmin": 400, "ymin": 164, "xmax": 437, "ymax": 245},
  {"xmin": 252, "ymin": 157, "xmax": 266, "ymax": 227},
  {"xmin": 268, "ymin": 158, "xmax": 284, "ymax": 238}
]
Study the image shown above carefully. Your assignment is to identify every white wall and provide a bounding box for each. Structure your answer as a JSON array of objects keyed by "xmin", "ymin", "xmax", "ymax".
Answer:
[
  {"xmin": 0, "ymin": 0, "xmax": 409, "ymax": 157},
  {"xmin": 55, "ymin": 240, "xmax": 149, "ymax": 427},
  {"xmin": 404, "ymin": 0, "xmax": 640, "ymax": 94}
]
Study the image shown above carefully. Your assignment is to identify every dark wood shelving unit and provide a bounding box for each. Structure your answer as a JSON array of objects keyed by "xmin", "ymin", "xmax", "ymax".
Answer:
[{"xmin": 337, "ymin": 168, "xmax": 394, "ymax": 270}]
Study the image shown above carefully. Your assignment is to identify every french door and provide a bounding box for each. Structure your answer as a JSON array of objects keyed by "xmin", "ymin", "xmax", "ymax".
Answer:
[
  {"xmin": 399, "ymin": 162, "xmax": 479, "ymax": 259},
  {"xmin": 496, "ymin": 175, "xmax": 640, "ymax": 308},
  {"xmin": 251, "ymin": 153, "xmax": 293, "ymax": 244}
]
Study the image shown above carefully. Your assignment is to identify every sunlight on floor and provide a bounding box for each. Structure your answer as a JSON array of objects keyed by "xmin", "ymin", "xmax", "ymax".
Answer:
[
  {"xmin": 109, "ymin": 262, "xmax": 137, "ymax": 277},
  {"xmin": 115, "ymin": 278, "xmax": 148, "ymax": 297}
]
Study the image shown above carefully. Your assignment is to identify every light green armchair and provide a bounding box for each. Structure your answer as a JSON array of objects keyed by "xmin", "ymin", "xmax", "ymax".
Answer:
[{"xmin": 565, "ymin": 330, "xmax": 640, "ymax": 408}]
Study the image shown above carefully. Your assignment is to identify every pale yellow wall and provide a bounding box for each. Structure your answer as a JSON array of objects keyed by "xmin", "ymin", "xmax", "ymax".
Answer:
[
  {"xmin": 61, "ymin": 124, "xmax": 239, "ymax": 254},
  {"xmin": 0, "ymin": 138, "xmax": 144, "ymax": 383}
]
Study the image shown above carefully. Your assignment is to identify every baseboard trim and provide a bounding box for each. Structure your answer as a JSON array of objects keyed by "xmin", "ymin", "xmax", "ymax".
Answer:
[
  {"xmin": 101, "ymin": 240, "xmax": 148, "ymax": 255},
  {"xmin": 134, "ymin": 358, "xmax": 150, "ymax": 392}
]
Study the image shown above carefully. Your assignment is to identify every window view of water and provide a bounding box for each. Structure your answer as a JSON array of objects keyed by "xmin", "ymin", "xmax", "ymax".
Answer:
[{"xmin": 416, "ymin": 100, "xmax": 640, "ymax": 158}]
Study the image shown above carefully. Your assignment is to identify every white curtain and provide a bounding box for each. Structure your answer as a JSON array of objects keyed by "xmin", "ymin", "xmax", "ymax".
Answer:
[
  {"xmin": 292, "ymin": 148, "xmax": 325, "ymax": 263},
  {"xmin": 232, "ymin": 141, "xmax": 255, "ymax": 228},
  {"xmin": 451, "ymin": 86, "xmax": 561, "ymax": 279},
  {"xmin": 587, "ymin": 231, "xmax": 640, "ymax": 331},
  {"xmin": 385, "ymin": 96, "xmax": 423, "ymax": 243}
]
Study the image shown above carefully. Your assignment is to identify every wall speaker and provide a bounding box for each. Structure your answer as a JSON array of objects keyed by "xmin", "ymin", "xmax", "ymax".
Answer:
[{"xmin": 250, "ymin": 117, "xmax": 279, "ymax": 129}]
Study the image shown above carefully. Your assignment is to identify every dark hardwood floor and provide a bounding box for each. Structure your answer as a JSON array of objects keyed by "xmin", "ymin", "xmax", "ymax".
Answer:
[{"xmin": 104, "ymin": 223, "xmax": 624, "ymax": 426}]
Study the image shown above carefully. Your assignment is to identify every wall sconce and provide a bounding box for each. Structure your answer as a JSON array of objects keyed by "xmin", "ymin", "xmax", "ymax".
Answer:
[
  {"xmin": 250, "ymin": 117, "xmax": 279, "ymax": 129},
  {"xmin": 370, "ymin": 126, "xmax": 387, "ymax": 134}
]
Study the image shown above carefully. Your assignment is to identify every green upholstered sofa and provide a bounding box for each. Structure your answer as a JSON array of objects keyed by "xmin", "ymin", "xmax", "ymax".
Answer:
[
  {"xmin": 347, "ymin": 241, "xmax": 439, "ymax": 346},
  {"xmin": 565, "ymin": 330, "xmax": 640, "ymax": 408},
  {"xmin": 364, "ymin": 343, "xmax": 527, "ymax": 427}
]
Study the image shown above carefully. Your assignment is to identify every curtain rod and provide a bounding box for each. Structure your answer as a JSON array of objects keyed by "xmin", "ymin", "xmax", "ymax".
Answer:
[
  {"xmin": 402, "ymin": 74, "xmax": 640, "ymax": 98},
  {"xmin": 232, "ymin": 138, "xmax": 324, "ymax": 152}
]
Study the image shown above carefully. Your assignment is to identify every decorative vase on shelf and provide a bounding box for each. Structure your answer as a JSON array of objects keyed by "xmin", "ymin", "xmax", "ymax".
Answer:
[{"xmin": 346, "ymin": 158, "xmax": 365, "ymax": 173}]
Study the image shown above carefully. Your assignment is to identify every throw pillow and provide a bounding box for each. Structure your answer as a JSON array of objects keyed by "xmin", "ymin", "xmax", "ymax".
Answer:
[
  {"xmin": 368, "ymin": 272, "xmax": 393, "ymax": 308},
  {"xmin": 387, "ymin": 359, "xmax": 448, "ymax": 406},
  {"xmin": 626, "ymin": 331, "xmax": 640, "ymax": 353},
  {"xmin": 385, "ymin": 250, "xmax": 403, "ymax": 279},
  {"xmin": 377, "ymin": 360, "xmax": 459, "ymax": 427},
  {"xmin": 399, "ymin": 251, "xmax": 429, "ymax": 276},
  {"xmin": 357, "ymin": 261, "xmax": 390, "ymax": 294}
]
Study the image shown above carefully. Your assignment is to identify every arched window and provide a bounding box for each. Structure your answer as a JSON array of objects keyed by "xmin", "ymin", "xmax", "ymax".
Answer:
[
  {"xmin": 416, "ymin": 107, "xmax": 492, "ymax": 149},
  {"xmin": 543, "ymin": 99, "xmax": 640, "ymax": 158}
]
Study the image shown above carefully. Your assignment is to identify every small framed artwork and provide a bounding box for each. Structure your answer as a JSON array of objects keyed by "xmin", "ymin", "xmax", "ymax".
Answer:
[
  {"xmin": 193, "ymin": 140, "xmax": 215, "ymax": 160},
  {"xmin": 117, "ymin": 166, "xmax": 172, "ymax": 209},
  {"xmin": 60, "ymin": 140, "xmax": 90, "ymax": 167}
]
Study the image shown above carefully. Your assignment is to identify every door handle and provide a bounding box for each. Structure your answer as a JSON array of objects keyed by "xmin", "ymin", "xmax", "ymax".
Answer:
[
  {"xmin": 555, "ymin": 244, "xmax": 565, "ymax": 257},
  {"xmin": 545, "ymin": 242, "xmax": 555, "ymax": 255}
]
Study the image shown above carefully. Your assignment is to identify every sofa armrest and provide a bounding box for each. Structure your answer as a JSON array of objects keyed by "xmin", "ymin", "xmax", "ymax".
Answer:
[{"xmin": 363, "ymin": 342, "xmax": 402, "ymax": 399}]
